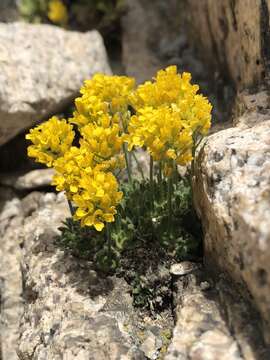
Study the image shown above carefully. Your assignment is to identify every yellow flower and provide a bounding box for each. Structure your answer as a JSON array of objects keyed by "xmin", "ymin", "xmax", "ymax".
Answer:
[
  {"xmin": 70, "ymin": 74, "xmax": 135, "ymax": 129},
  {"xmin": 48, "ymin": 0, "xmax": 68, "ymax": 25},
  {"xmin": 129, "ymin": 66, "xmax": 199, "ymax": 111},
  {"xmin": 128, "ymin": 106, "xmax": 193, "ymax": 167},
  {"xmin": 81, "ymin": 122, "xmax": 123, "ymax": 161},
  {"xmin": 73, "ymin": 169, "xmax": 123, "ymax": 231},
  {"xmin": 26, "ymin": 116, "xmax": 74, "ymax": 167}
]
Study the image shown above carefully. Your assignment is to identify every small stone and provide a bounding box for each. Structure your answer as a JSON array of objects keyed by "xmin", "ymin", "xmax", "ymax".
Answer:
[
  {"xmin": 200, "ymin": 281, "xmax": 211, "ymax": 291},
  {"xmin": 170, "ymin": 262, "xmax": 199, "ymax": 276},
  {"xmin": 140, "ymin": 331, "xmax": 163, "ymax": 360},
  {"xmin": 0, "ymin": 169, "xmax": 55, "ymax": 190}
]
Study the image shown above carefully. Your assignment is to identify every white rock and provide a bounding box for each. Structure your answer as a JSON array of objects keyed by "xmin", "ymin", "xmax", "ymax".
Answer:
[{"xmin": 0, "ymin": 22, "xmax": 111, "ymax": 146}]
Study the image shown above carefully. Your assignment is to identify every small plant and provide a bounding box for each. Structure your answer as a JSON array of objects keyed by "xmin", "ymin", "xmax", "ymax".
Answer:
[
  {"xmin": 26, "ymin": 66, "xmax": 212, "ymax": 271},
  {"xmin": 18, "ymin": 0, "xmax": 125, "ymax": 30}
]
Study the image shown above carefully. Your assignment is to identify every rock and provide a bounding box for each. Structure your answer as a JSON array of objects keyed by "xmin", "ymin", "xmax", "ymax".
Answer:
[
  {"xmin": 121, "ymin": 0, "xmax": 182, "ymax": 83},
  {"xmin": 0, "ymin": 168, "xmax": 55, "ymax": 190},
  {"xmin": 170, "ymin": 262, "xmax": 200, "ymax": 276},
  {"xmin": 0, "ymin": 192, "xmax": 24, "ymax": 360},
  {"xmin": 0, "ymin": 0, "xmax": 18, "ymax": 22},
  {"xmin": 0, "ymin": 22, "xmax": 111, "ymax": 146},
  {"xmin": 166, "ymin": 267, "xmax": 243, "ymax": 360},
  {"xmin": 166, "ymin": 266, "xmax": 269, "ymax": 360},
  {"xmin": 194, "ymin": 111, "xmax": 270, "ymax": 344},
  {"xmin": 17, "ymin": 192, "xmax": 143, "ymax": 359},
  {"xmin": 140, "ymin": 330, "xmax": 163, "ymax": 359},
  {"xmin": 183, "ymin": 0, "xmax": 270, "ymax": 90}
]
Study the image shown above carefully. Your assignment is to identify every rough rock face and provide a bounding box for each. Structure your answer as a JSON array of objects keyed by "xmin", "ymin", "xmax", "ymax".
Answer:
[
  {"xmin": 183, "ymin": 0, "xmax": 270, "ymax": 89},
  {"xmin": 17, "ymin": 192, "xmax": 143, "ymax": 360},
  {"xmin": 0, "ymin": 22, "xmax": 110, "ymax": 146},
  {"xmin": 0, "ymin": 189, "xmax": 24, "ymax": 360},
  {"xmin": 121, "ymin": 0, "xmax": 182, "ymax": 83},
  {"xmin": 0, "ymin": 168, "xmax": 54, "ymax": 190},
  {"xmin": 0, "ymin": 0, "xmax": 18, "ymax": 22},
  {"xmin": 194, "ymin": 97, "xmax": 270, "ymax": 344}
]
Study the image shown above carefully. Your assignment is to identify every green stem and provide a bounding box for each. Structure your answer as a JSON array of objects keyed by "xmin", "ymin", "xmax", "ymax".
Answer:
[
  {"xmin": 106, "ymin": 223, "xmax": 112, "ymax": 266},
  {"xmin": 132, "ymin": 151, "xmax": 145, "ymax": 180},
  {"xmin": 167, "ymin": 174, "xmax": 173, "ymax": 233},
  {"xmin": 68, "ymin": 199, "xmax": 75, "ymax": 216},
  {"xmin": 158, "ymin": 161, "xmax": 162, "ymax": 184},
  {"xmin": 150, "ymin": 155, "xmax": 154, "ymax": 211},
  {"xmin": 123, "ymin": 143, "xmax": 132, "ymax": 183}
]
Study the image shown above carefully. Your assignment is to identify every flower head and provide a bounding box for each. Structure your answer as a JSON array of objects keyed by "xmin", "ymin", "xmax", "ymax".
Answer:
[
  {"xmin": 26, "ymin": 116, "xmax": 74, "ymax": 167},
  {"xmin": 48, "ymin": 0, "xmax": 68, "ymax": 25}
]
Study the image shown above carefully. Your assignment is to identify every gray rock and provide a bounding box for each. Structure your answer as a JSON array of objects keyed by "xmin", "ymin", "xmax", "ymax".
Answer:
[
  {"xmin": 194, "ymin": 102, "xmax": 270, "ymax": 344},
  {"xmin": 0, "ymin": 192, "xmax": 24, "ymax": 360},
  {"xmin": 121, "ymin": 0, "xmax": 182, "ymax": 83},
  {"xmin": 0, "ymin": 0, "xmax": 19, "ymax": 22},
  {"xmin": 140, "ymin": 330, "xmax": 162, "ymax": 359},
  {"xmin": 0, "ymin": 22, "xmax": 111, "ymax": 146},
  {"xmin": 0, "ymin": 168, "xmax": 54, "ymax": 190},
  {"xmin": 170, "ymin": 262, "xmax": 200, "ymax": 276},
  {"xmin": 166, "ymin": 268, "xmax": 243, "ymax": 360},
  {"xmin": 17, "ymin": 192, "xmax": 143, "ymax": 359}
]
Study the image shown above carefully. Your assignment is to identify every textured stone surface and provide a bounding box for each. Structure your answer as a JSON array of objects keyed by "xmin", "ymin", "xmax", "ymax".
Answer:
[
  {"xmin": 17, "ymin": 192, "xmax": 143, "ymax": 360},
  {"xmin": 166, "ymin": 265, "xmax": 270, "ymax": 360},
  {"xmin": 121, "ymin": 0, "xmax": 182, "ymax": 83},
  {"xmin": 0, "ymin": 190, "xmax": 25, "ymax": 360},
  {"xmin": 0, "ymin": 22, "xmax": 110, "ymax": 146},
  {"xmin": 184, "ymin": 0, "xmax": 270, "ymax": 90},
  {"xmin": 194, "ymin": 109, "xmax": 270, "ymax": 344},
  {"xmin": 0, "ymin": 0, "xmax": 18, "ymax": 22},
  {"xmin": 166, "ymin": 266, "xmax": 242, "ymax": 360},
  {"xmin": 0, "ymin": 168, "xmax": 54, "ymax": 190}
]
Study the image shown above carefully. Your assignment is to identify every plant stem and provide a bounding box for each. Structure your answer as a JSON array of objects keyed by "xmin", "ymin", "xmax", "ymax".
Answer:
[
  {"xmin": 67, "ymin": 199, "xmax": 75, "ymax": 216},
  {"xmin": 106, "ymin": 223, "xmax": 112, "ymax": 266},
  {"xmin": 158, "ymin": 161, "xmax": 162, "ymax": 184},
  {"xmin": 131, "ymin": 151, "xmax": 145, "ymax": 180},
  {"xmin": 150, "ymin": 155, "xmax": 154, "ymax": 211},
  {"xmin": 167, "ymin": 174, "xmax": 173, "ymax": 233},
  {"xmin": 123, "ymin": 143, "xmax": 132, "ymax": 183}
]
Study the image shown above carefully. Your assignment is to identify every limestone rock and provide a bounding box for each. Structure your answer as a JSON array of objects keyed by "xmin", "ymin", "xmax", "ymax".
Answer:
[
  {"xmin": 121, "ymin": 0, "xmax": 182, "ymax": 83},
  {"xmin": 194, "ymin": 114, "xmax": 270, "ymax": 344},
  {"xmin": 184, "ymin": 0, "xmax": 270, "ymax": 90},
  {"xmin": 0, "ymin": 0, "xmax": 18, "ymax": 22},
  {"xmin": 166, "ymin": 267, "xmax": 243, "ymax": 360},
  {"xmin": 18, "ymin": 192, "xmax": 143, "ymax": 359},
  {"xmin": 0, "ymin": 191, "xmax": 25, "ymax": 360},
  {"xmin": 0, "ymin": 168, "xmax": 55, "ymax": 190},
  {"xmin": 0, "ymin": 22, "xmax": 110, "ymax": 146}
]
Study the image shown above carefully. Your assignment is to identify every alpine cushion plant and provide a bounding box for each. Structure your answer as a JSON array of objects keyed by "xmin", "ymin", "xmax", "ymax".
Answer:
[{"xmin": 26, "ymin": 66, "xmax": 212, "ymax": 270}]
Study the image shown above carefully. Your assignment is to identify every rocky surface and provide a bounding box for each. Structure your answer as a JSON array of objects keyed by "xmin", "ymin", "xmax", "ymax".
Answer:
[
  {"xmin": 0, "ymin": 0, "xmax": 18, "ymax": 22},
  {"xmin": 0, "ymin": 189, "xmax": 24, "ymax": 360},
  {"xmin": 16, "ymin": 192, "xmax": 143, "ymax": 360},
  {"xmin": 121, "ymin": 0, "xmax": 182, "ymax": 83},
  {"xmin": 0, "ymin": 168, "xmax": 54, "ymax": 191},
  {"xmin": 167, "ymin": 264, "xmax": 270, "ymax": 359},
  {"xmin": 183, "ymin": 0, "xmax": 270, "ymax": 90},
  {"xmin": 0, "ymin": 22, "xmax": 110, "ymax": 146},
  {"xmin": 194, "ymin": 93, "xmax": 270, "ymax": 345},
  {"xmin": 1, "ymin": 184, "xmax": 269, "ymax": 359}
]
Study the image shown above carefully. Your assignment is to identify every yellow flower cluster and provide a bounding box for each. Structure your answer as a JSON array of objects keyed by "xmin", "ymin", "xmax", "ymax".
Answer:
[
  {"xmin": 52, "ymin": 145, "xmax": 123, "ymax": 231},
  {"xmin": 128, "ymin": 106, "xmax": 193, "ymax": 165},
  {"xmin": 128, "ymin": 66, "xmax": 212, "ymax": 169},
  {"xmin": 71, "ymin": 73, "xmax": 135, "ymax": 129},
  {"xmin": 48, "ymin": 0, "xmax": 68, "ymax": 25},
  {"xmin": 26, "ymin": 74, "xmax": 135, "ymax": 232},
  {"xmin": 26, "ymin": 116, "xmax": 74, "ymax": 167},
  {"xmin": 26, "ymin": 66, "xmax": 212, "ymax": 231}
]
